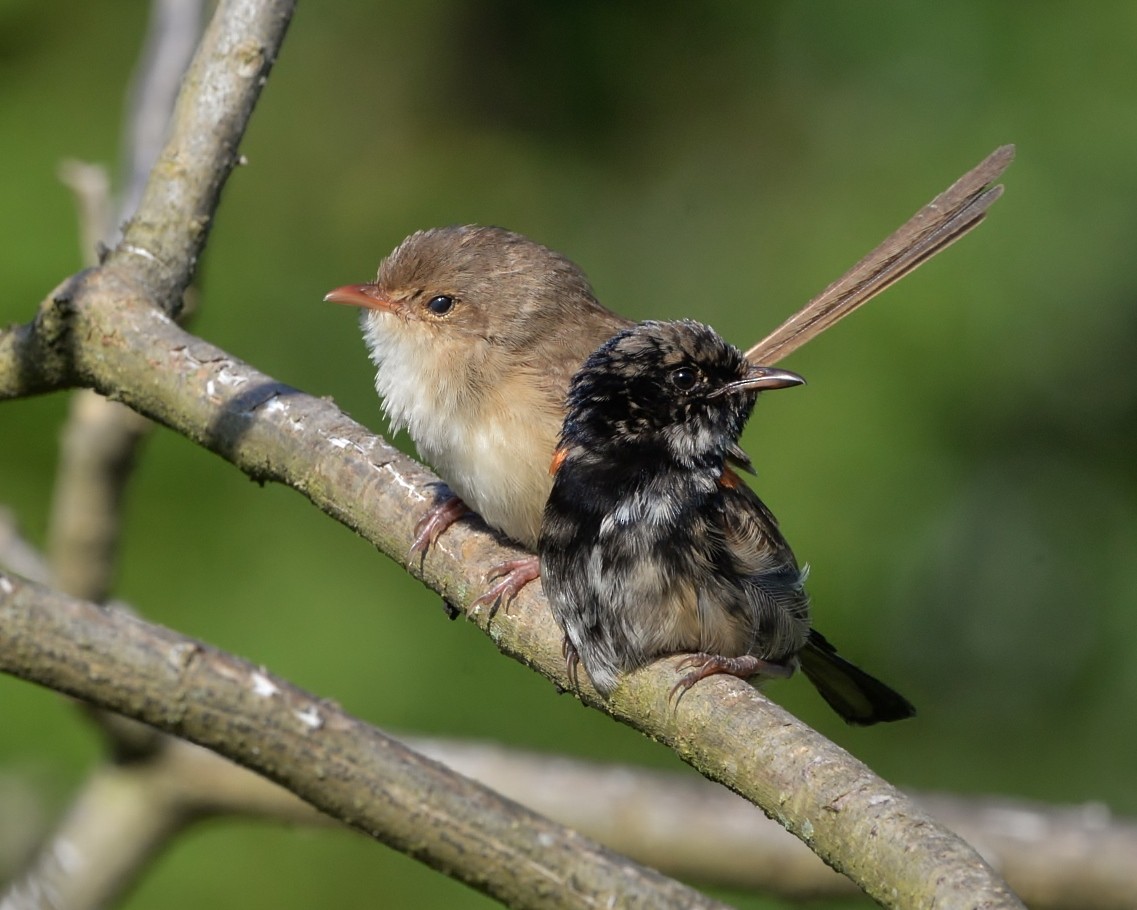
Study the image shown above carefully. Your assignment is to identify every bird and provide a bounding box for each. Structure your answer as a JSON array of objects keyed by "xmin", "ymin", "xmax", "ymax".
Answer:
[
  {"xmin": 324, "ymin": 225, "xmax": 632, "ymax": 604},
  {"xmin": 539, "ymin": 319, "xmax": 915, "ymax": 725}
]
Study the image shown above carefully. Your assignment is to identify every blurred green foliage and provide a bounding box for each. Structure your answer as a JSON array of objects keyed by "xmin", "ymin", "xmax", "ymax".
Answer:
[{"xmin": 2, "ymin": 1, "xmax": 1136, "ymax": 907}]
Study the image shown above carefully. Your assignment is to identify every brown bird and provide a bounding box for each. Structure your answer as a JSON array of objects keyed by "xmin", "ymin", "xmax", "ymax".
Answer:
[{"xmin": 325, "ymin": 226, "xmax": 629, "ymax": 603}]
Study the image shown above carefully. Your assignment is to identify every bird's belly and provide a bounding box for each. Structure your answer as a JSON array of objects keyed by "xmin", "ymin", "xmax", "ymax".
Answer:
[
  {"xmin": 594, "ymin": 532, "xmax": 751, "ymax": 662},
  {"xmin": 421, "ymin": 408, "xmax": 556, "ymax": 549},
  {"xmin": 624, "ymin": 577, "xmax": 755, "ymax": 659}
]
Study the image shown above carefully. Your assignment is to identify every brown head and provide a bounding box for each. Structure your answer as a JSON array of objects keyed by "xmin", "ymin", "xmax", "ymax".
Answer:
[{"xmin": 326, "ymin": 224, "xmax": 619, "ymax": 354}]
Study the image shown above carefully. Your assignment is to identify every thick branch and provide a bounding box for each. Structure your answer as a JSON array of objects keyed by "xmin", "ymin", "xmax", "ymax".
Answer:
[
  {"xmin": 0, "ymin": 571, "xmax": 730, "ymax": 910},
  {"xmin": 0, "ymin": 302, "xmax": 75, "ymax": 398},
  {"xmin": 418, "ymin": 739, "xmax": 1137, "ymax": 910}
]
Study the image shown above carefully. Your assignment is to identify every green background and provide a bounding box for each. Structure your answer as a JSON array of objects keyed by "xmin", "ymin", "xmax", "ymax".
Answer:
[{"xmin": 2, "ymin": 2, "xmax": 1135, "ymax": 907}]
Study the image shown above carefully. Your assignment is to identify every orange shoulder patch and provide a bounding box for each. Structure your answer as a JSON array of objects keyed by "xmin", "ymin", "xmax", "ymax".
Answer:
[
  {"xmin": 719, "ymin": 465, "xmax": 744, "ymax": 490},
  {"xmin": 549, "ymin": 445, "xmax": 569, "ymax": 476}
]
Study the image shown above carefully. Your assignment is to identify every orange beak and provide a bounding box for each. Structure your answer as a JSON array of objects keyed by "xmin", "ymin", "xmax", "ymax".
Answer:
[{"xmin": 323, "ymin": 283, "xmax": 395, "ymax": 312}]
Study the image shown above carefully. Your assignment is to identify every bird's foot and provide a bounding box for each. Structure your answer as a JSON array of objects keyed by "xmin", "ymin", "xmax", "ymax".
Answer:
[
  {"xmin": 470, "ymin": 555, "xmax": 540, "ymax": 620},
  {"xmin": 410, "ymin": 494, "xmax": 470, "ymax": 557},
  {"xmin": 669, "ymin": 652, "xmax": 794, "ymax": 704}
]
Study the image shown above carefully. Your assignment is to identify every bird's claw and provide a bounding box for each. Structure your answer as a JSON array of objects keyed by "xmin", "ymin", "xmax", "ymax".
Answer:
[
  {"xmin": 410, "ymin": 495, "xmax": 470, "ymax": 557},
  {"xmin": 668, "ymin": 652, "xmax": 793, "ymax": 704},
  {"xmin": 470, "ymin": 556, "xmax": 540, "ymax": 620},
  {"xmin": 563, "ymin": 636, "xmax": 582, "ymax": 692}
]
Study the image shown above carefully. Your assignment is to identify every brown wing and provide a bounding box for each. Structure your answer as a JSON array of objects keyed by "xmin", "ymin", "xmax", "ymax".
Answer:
[{"xmin": 717, "ymin": 467, "xmax": 797, "ymax": 575}]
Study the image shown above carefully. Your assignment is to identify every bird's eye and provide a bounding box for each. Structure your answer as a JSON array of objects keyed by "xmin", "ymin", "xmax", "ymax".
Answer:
[
  {"xmin": 426, "ymin": 295, "xmax": 455, "ymax": 316},
  {"xmin": 670, "ymin": 366, "xmax": 697, "ymax": 391}
]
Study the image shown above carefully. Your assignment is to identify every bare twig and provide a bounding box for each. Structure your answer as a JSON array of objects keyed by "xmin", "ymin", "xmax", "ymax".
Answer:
[
  {"xmin": 120, "ymin": 0, "xmax": 205, "ymax": 226},
  {"xmin": 106, "ymin": 0, "xmax": 295, "ymax": 314},
  {"xmin": 57, "ymin": 162, "xmax": 112, "ymax": 264},
  {"xmin": 47, "ymin": 392, "xmax": 152, "ymax": 603},
  {"xmin": 0, "ymin": 571, "xmax": 733, "ymax": 910}
]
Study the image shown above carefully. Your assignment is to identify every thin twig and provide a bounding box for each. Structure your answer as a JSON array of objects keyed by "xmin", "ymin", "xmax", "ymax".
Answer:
[
  {"xmin": 47, "ymin": 391, "xmax": 152, "ymax": 603},
  {"xmin": 56, "ymin": 162, "xmax": 112, "ymax": 265},
  {"xmin": 106, "ymin": 0, "xmax": 296, "ymax": 314}
]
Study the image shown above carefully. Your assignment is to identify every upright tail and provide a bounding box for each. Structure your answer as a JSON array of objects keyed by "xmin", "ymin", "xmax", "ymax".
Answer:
[{"xmin": 799, "ymin": 630, "xmax": 916, "ymax": 726}]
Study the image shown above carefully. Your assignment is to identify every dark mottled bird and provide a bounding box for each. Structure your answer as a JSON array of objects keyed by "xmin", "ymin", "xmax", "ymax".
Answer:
[{"xmin": 539, "ymin": 319, "xmax": 915, "ymax": 724}]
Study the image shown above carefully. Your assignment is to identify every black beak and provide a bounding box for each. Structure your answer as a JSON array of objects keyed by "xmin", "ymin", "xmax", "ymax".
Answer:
[{"xmin": 712, "ymin": 365, "xmax": 806, "ymax": 397}]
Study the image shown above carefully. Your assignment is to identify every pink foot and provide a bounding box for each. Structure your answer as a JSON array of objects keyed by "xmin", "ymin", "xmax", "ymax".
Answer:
[
  {"xmin": 411, "ymin": 494, "xmax": 470, "ymax": 556},
  {"xmin": 470, "ymin": 555, "xmax": 540, "ymax": 620},
  {"xmin": 669, "ymin": 652, "xmax": 794, "ymax": 704}
]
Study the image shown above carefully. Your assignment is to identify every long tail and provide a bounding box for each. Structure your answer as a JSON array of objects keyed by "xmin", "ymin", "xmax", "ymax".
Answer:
[{"xmin": 799, "ymin": 630, "xmax": 916, "ymax": 726}]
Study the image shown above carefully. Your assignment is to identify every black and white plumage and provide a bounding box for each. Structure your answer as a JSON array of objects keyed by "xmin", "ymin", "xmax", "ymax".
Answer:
[{"xmin": 539, "ymin": 319, "xmax": 915, "ymax": 725}]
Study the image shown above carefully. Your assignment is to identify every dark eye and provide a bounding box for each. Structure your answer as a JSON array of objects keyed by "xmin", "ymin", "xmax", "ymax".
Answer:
[
  {"xmin": 670, "ymin": 366, "xmax": 697, "ymax": 391},
  {"xmin": 426, "ymin": 295, "xmax": 455, "ymax": 316}
]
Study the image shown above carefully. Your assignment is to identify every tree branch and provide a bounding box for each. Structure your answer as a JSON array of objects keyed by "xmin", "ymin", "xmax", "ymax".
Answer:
[
  {"xmin": 419, "ymin": 739, "xmax": 1137, "ymax": 910},
  {"xmin": 49, "ymin": 0, "xmax": 201, "ymax": 612},
  {"xmin": 0, "ymin": 307, "xmax": 74, "ymax": 399},
  {"xmin": 119, "ymin": 0, "xmax": 206, "ymax": 227},
  {"xmin": 0, "ymin": 571, "xmax": 731, "ymax": 910},
  {"xmin": 57, "ymin": 161, "xmax": 112, "ymax": 263},
  {"xmin": 3, "ymin": 759, "xmax": 191, "ymax": 910},
  {"xmin": 46, "ymin": 391, "xmax": 152, "ymax": 603}
]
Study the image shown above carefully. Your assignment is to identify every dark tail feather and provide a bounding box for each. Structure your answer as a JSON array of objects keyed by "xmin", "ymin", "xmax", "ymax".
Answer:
[{"xmin": 799, "ymin": 630, "xmax": 916, "ymax": 726}]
